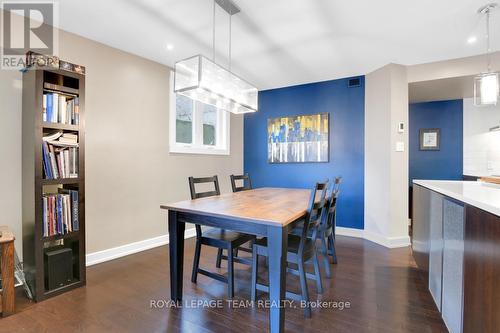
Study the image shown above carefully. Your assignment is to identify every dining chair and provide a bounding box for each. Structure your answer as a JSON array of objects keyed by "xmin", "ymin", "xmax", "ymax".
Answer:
[
  {"xmin": 230, "ymin": 173, "xmax": 252, "ymax": 192},
  {"xmin": 318, "ymin": 177, "xmax": 341, "ymax": 278},
  {"xmin": 216, "ymin": 173, "xmax": 254, "ymax": 267},
  {"xmin": 189, "ymin": 176, "xmax": 255, "ymax": 298},
  {"xmin": 250, "ymin": 181, "xmax": 328, "ymax": 318}
]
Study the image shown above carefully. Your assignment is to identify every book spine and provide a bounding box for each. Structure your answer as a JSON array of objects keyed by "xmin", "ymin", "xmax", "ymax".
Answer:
[
  {"xmin": 53, "ymin": 93, "xmax": 59, "ymax": 123},
  {"xmin": 42, "ymin": 197, "xmax": 47, "ymax": 237},
  {"xmin": 48, "ymin": 145, "xmax": 59, "ymax": 179},
  {"xmin": 74, "ymin": 97, "xmax": 79, "ymax": 125},
  {"xmin": 57, "ymin": 195, "xmax": 62, "ymax": 234},
  {"xmin": 64, "ymin": 150, "xmax": 69, "ymax": 178},
  {"xmin": 56, "ymin": 152, "xmax": 63, "ymax": 179},
  {"xmin": 46, "ymin": 94, "xmax": 53, "ymax": 123},
  {"xmin": 59, "ymin": 95, "xmax": 66, "ymax": 124},
  {"xmin": 42, "ymin": 142, "xmax": 52, "ymax": 179},
  {"xmin": 71, "ymin": 190, "xmax": 79, "ymax": 231},
  {"xmin": 42, "ymin": 94, "xmax": 47, "ymax": 122}
]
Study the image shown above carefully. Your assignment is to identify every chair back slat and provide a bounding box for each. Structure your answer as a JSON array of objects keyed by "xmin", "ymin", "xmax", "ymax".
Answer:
[
  {"xmin": 188, "ymin": 176, "xmax": 221, "ymax": 200},
  {"xmin": 322, "ymin": 176, "xmax": 342, "ymax": 229},
  {"xmin": 230, "ymin": 174, "xmax": 252, "ymax": 192},
  {"xmin": 299, "ymin": 181, "xmax": 328, "ymax": 252}
]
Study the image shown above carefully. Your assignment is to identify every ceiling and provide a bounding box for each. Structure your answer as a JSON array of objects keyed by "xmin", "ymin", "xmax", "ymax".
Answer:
[{"xmin": 54, "ymin": 0, "xmax": 500, "ymax": 90}]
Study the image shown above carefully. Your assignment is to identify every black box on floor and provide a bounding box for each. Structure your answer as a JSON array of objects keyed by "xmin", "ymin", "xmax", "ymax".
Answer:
[{"xmin": 44, "ymin": 247, "xmax": 73, "ymax": 290}]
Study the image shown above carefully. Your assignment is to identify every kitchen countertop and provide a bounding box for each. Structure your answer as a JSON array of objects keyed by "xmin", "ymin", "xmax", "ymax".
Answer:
[{"xmin": 413, "ymin": 180, "xmax": 500, "ymax": 217}]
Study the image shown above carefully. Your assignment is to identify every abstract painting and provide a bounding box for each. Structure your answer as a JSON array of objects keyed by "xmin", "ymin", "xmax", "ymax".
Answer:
[{"xmin": 268, "ymin": 113, "xmax": 329, "ymax": 163}]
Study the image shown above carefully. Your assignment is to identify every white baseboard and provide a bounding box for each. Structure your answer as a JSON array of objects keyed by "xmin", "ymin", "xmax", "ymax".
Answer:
[
  {"xmin": 86, "ymin": 225, "xmax": 410, "ymax": 266},
  {"xmin": 86, "ymin": 228, "xmax": 197, "ymax": 266},
  {"xmin": 336, "ymin": 226, "xmax": 364, "ymax": 238},
  {"xmin": 363, "ymin": 230, "xmax": 411, "ymax": 248}
]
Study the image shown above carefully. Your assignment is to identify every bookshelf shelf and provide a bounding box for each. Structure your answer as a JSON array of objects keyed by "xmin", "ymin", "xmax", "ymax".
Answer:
[
  {"xmin": 22, "ymin": 68, "xmax": 86, "ymax": 302},
  {"xmin": 43, "ymin": 82, "xmax": 79, "ymax": 95},
  {"xmin": 42, "ymin": 231, "xmax": 80, "ymax": 242},
  {"xmin": 42, "ymin": 122, "xmax": 79, "ymax": 132},
  {"xmin": 41, "ymin": 178, "xmax": 81, "ymax": 186}
]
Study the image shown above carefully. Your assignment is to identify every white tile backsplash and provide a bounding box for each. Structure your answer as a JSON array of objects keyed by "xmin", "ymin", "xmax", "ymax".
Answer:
[{"xmin": 463, "ymin": 98, "xmax": 500, "ymax": 176}]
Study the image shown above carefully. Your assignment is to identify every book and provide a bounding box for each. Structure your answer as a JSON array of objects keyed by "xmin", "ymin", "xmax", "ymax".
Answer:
[
  {"xmin": 52, "ymin": 93, "xmax": 59, "ymax": 123},
  {"xmin": 74, "ymin": 97, "xmax": 79, "ymax": 125},
  {"xmin": 46, "ymin": 94, "xmax": 53, "ymax": 123},
  {"xmin": 59, "ymin": 95, "xmax": 67, "ymax": 124},
  {"xmin": 71, "ymin": 190, "xmax": 79, "ymax": 231},
  {"xmin": 42, "ymin": 94, "xmax": 47, "ymax": 122},
  {"xmin": 42, "ymin": 142, "xmax": 53, "ymax": 179}
]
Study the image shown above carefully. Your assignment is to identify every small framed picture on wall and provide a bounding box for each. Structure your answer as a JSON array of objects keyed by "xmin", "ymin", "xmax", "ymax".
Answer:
[{"xmin": 419, "ymin": 128, "xmax": 440, "ymax": 151}]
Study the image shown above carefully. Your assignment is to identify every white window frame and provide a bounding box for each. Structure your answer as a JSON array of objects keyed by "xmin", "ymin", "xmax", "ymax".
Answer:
[{"xmin": 169, "ymin": 72, "xmax": 230, "ymax": 155}]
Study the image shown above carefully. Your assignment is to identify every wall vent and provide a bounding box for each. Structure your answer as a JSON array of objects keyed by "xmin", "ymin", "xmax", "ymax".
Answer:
[{"xmin": 348, "ymin": 78, "xmax": 361, "ymax": 88}]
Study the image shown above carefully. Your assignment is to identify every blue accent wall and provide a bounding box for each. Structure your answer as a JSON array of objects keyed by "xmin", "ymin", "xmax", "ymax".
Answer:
[
  {"xmin": 244, "ymin": 77, "xmax": 365, "ymax": 230},
  {"xmin": 409, "ymin": 100, "xmax": 463, "ymax": 184}
]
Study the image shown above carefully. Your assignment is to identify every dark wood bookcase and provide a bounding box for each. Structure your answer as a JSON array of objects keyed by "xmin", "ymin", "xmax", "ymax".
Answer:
[{"xmin": 22, "ymin": 68, "xmax": 86, "ymax": 301}]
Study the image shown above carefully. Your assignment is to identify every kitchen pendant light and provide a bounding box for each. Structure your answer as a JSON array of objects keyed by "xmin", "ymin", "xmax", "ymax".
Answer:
[
  {"xmin": 174, "ymin": 0, "xmax": 258, "ymax": 114},
  {"xmin": 474, "ymin": 3, "xmax": 499, "ymax": 106}
]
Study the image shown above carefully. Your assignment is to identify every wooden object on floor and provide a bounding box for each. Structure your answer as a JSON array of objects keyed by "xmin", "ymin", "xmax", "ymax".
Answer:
[
  {"xmin": 22, "ymin": 69, "xmax": 86, "ymax": 301},
  {"xmin": 0, "ymin": 226, "xmax": 15, "ymax": 316},
  {"xmin": 188, "ymin": 176, "xmax": 254, "ymax": 298},
  {"xmin": 251, "ymin": 182, "xmax": 328, "ymax": 318},
  {"xmin": 162, "ymin": 187, "xmax": 314, "ymax": 333}
]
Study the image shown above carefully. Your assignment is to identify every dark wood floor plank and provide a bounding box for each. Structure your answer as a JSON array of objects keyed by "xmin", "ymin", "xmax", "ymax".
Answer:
[{"xmin": 1, "ymin": 236, "xmax": 447, "ymax": 333}]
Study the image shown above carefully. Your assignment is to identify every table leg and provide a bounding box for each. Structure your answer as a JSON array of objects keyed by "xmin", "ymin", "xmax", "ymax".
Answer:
[
  {"xmin": 168, "ymin": 210, "xmax": 185, "ymax": 303},
  {"xmin": 267, "ymin": 225, "xmax": 287, "ymax": 333},
  {"xmin": 1, "ymin": 242, "xmax": 15, "ymax": 316}
]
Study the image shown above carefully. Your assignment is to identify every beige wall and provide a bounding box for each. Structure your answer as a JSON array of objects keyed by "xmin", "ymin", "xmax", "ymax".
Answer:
[
  {"xmin": 407, "ymin": 51, "xmax": 500, "ymax": 83},
  {"xmin": 364, "ymin": 64, "xmax": 410, "ymax": 248},
  {"xmin": 0, "ymin": 28, "xmax": 243, "ymax": 257}
]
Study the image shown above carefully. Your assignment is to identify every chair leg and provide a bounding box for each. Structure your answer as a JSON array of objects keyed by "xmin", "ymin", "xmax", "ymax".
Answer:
[
  {"xmin": 329, "ymin": 235, "xmax": 338, "ymax": 264},
  {"xmin": 234, "ymin": 248, "xmax": 239, "ymax": 257},
  {"xmin": 216, "ymin": 248, "xmax": 223, "ymax": 268},
  {"xmin": 191, "ymin": 239, "xmax": 202, "ymax": 283},
  {"xmin": 298, "ymin": 258, "xmax": 311, "ymax": 318},
  {"xmin": 321, "ymin": 237, "xmax": 332, "ymax": 278},
  {"xmin": 313, "ymin": 251, "xmax": 323, "ymax": 294},
  {"xmin": 251, "ymin": 247, "xmax": 258, "ymax": 302},
  {"xmin": 227, "ymin": 247, "xmax": 235, "ymax": 298}
]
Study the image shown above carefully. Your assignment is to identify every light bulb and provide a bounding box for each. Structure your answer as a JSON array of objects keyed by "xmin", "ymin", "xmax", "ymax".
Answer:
[{"xmin": 480, "ymin": 73, "xmax": 499, "ymax": 105}]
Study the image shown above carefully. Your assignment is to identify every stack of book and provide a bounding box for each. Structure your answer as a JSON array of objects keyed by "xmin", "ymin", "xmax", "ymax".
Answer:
[
  {"xmin": 42, "ymin": 132, "xmax": 79, "ymax": 179},
  {"xmin": 43, "ymin": 93, "xmax": 79, "ymax": 125},
  {"xmin": 42, "ymin": 190, "xmax": 79, "ymax": 237}
]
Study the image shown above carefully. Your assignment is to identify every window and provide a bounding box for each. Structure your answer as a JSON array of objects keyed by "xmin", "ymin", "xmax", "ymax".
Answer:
[{"xmin": 169, "ymin": 74, "xmax": 230, "ymax": 155}]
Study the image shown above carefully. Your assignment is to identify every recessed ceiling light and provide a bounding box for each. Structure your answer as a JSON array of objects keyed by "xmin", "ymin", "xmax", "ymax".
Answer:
[
  {"xmin": 166, "ymin": 43, "xmax": 174, "ymax": 51},
  {"xmin": 467, "ymin": 36, "xmax": 477, "ymax": 44}
]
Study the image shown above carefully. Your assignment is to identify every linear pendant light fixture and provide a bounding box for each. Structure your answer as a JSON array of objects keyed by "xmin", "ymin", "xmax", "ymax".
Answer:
[
  {"xmin": 174, "ymin": 0, "xmax": 258, "ymax": 114},
  {"xmin": 474, "ymin": 2, "xmax": 499, "ymax": 106}
]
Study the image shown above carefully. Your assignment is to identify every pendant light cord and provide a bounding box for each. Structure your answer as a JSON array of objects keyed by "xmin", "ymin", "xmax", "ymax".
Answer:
[
  {"xmin": 486, "ymin": 8, "xmax": 491, "ymax": 72},
  {"xmin": 212, "ymin": 0, "xmax": 216, "ymax": 62},
  {"xmin": 229, "ymin": 14, "xmax": 232, "ymax": 71}
]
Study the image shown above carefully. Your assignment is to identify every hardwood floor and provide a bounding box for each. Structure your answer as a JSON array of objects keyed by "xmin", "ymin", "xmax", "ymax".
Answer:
[{"xmin": 1, "ymin": 236, "xmax": 447, "ymax": 333}]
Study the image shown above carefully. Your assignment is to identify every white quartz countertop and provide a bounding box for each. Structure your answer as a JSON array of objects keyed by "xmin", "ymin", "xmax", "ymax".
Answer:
[{"xmin": 413, "ymin": 180, "xmax": 500, "ymax": 217}]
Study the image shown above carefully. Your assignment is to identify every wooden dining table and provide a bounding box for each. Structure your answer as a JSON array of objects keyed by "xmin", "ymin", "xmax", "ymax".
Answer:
[{"xmin": 160, "ymin": 187, "xmax": 312, "ymax": 333}]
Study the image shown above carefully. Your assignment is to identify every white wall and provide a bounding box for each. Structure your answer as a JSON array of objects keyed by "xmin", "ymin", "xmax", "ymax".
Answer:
[
  {"xmin": 364, "ymin": 64, "xmax": 410, "ymax": 248},
  {"xmin": 463, "ymin": 97, "xmax": 500, "ymax": 177}
]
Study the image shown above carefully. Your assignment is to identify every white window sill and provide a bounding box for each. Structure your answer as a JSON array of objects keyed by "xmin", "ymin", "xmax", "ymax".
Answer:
[{"xmin": 169, "ymin": 145, "xmax": 230, "ymax": 156}]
